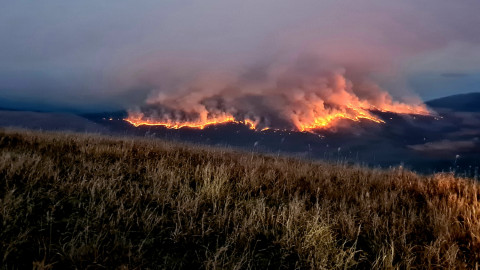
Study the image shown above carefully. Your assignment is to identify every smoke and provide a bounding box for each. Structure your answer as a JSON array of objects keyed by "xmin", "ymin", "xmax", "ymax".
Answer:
[
  {"xmin": 125, "ymin": 53, "xmax": 428, "ymax": 130},
  {"xmin": 1, "ymin": 0, "xmax": 480, "ymax": 112},
  {"xmin": 115, "ymin": 0, "xmax": 479, "ymax": 130}
]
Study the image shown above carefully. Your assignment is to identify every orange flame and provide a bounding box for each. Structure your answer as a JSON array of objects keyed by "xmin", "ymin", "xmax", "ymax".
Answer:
[
  {"xmin": 293, "ymin": 103, "xmax": 429, "ymax": 132},
  {"xmin": 295, "ymin": 111, "xmax": 384, "ymax": 132},
  {"xmin": 125, "ymin": 112, "xmax": 258, "ymax": 130}
]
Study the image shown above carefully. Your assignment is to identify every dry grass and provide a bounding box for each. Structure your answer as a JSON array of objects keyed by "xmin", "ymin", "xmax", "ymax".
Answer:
[{"xmin": 1, "ymin": 128, "xmax": 480, "ymax": 269}]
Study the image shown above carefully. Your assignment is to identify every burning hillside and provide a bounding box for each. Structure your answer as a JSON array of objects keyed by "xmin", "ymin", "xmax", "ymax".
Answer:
[{"xmin": 125, "ymin": 57, "xmax": 429, "ymax": 132}]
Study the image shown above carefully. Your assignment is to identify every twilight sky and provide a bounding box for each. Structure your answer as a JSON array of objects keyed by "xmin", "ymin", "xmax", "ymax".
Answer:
[{"xmin": 1, "ymin": 0, "xmax": 479, "ymax": 112}]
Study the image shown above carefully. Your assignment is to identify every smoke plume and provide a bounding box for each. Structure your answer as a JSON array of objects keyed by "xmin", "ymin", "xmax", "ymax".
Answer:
[{"xmin": 126, "ymin": 54, "xmax": 428, "ymax": 131}]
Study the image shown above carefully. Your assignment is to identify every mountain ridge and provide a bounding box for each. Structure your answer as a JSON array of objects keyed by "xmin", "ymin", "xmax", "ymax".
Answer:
[{"xmin": 426, "ymin": 92, "xmax": 480, "ymax": 112}]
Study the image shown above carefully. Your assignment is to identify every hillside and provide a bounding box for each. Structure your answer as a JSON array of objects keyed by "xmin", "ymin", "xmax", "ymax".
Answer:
[
  {"xmin": 1, "ymin": 128, "xmax": 480, "ymax": 269},
  {"xmin": 0, "ymin": 110, "xmax": 107, "ymax": 133},
  {"xmin": 427, "ymin": 92, "xmax": 480, "ymax": 112}
]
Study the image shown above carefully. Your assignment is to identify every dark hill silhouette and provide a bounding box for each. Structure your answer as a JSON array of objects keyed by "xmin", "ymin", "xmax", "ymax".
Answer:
[
  {"xmin": 426, "ymin": 92, "xmax": 480, "ymax": 112},
  {"xmin": 0, "ymin": 110, "xmax": 107, "ymax": 133}
]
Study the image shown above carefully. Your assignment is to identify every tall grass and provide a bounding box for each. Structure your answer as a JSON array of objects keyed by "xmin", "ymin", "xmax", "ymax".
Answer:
[{"xmin": 1, "ymin": 128, "xmax": 479, "ymax": 269}]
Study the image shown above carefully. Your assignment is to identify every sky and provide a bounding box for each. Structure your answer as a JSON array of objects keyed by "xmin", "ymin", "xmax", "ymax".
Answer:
[{"xmin": 1, "ymin": 0, "xmax": 479, "ymax": 112}]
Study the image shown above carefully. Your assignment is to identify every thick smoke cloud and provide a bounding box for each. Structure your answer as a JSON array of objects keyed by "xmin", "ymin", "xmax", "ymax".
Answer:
[
  {"xmin": 126, "ymin": 54, "xmax": 429, "ymax": 130},
  {"xmin": 1, "ymin": 0, "xmax": 480, "ymax": 112}
]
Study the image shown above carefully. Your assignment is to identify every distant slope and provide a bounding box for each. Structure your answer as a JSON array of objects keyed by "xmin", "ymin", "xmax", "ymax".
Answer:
[
  {"xmin": 2, "ymin": 92, "xmax": 480, "ymax": 174},
  {"xmin": 0, "ymin": 110, "xmax": 108, "ymax": 133},
  {"xmin": 85, "ymin": 107, "xmax": 480, "ymax": 175},
  {"xmin": 426, "ymin": 92, "xmax": 480, "ymax": 112}
]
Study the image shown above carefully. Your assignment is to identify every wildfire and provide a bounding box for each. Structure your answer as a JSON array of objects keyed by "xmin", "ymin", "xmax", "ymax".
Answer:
[
  {"xmin": 124, "ymin": 68, "xmax": 431, "ymax": 132},
  {"xmin": 296, "ymin": 112, "xmax": 384, "ymax": 132},
  {"xmin": 120, "ymin": 50, "xmax": 435, "ymax": 134},
  {"xmin": 125, "ymin": 112, "xmax": 258, "ymax": 130},
  {"xmin": 124, "ymin": 101, "xmax": 429, "ymax": 132}
]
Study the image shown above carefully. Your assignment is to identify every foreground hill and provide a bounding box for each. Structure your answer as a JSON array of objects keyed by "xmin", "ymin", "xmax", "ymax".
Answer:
[{"xmin": 1, "ymin": 129, "xmax": 480, "ymax": 269}]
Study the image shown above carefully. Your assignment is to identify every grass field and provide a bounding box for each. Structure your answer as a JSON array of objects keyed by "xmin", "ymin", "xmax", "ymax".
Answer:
[{"xmin": 1, "ymin": 128, "xmax": 480, "ymax": 269}]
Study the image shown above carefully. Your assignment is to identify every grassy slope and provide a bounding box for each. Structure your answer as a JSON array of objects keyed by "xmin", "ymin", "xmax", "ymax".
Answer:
[{"xmin": 1, "ymin": 128, "xmax": 479, "ymax": 269}]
